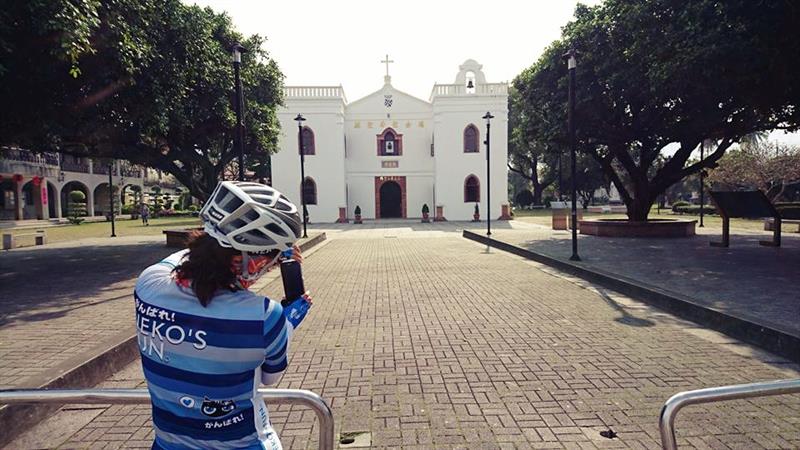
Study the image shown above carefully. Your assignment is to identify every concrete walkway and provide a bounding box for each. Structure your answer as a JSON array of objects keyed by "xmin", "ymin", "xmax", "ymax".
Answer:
[
  {"xmin": 8, "ymin": 226, "xmax": 799, "ymax": 449},
  {"xmin": 490, "ymin": 223, "xmax": 800, "ymax": 337}
]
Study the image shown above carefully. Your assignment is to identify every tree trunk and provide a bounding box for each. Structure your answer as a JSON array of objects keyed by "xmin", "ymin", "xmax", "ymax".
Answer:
[
  {"xmin": 626, "ymin": 196, "xmax": 653, "ymax": 221},
  {"xmin": 532, "ymin": 185, "xmax": 544, "ymax": 206}
]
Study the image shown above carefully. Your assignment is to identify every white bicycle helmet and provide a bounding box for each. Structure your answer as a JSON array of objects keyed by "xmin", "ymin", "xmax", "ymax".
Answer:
[{"xmin": 200, "ymin": 181, "xmax": 302, "ymax": 254}]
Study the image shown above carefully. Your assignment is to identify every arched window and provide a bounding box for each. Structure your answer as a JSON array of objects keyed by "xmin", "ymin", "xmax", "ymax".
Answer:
[
  {"xmin": 377, "ymin": 128, "xmax": 403, "ymax": 156},
  {"xmin": 464, "ymin": 175, "xmax": 480, "ymax": 202},
  {"xmin": 464, "ymin": 124, "xmax": 479, "ymax": 153},
  {"xmin": 299, "ymin": 126, "xmax": 315, "ymax": 155},
  {"xmin": 302, "ymin": 177, "xmax": 317, "ymax": 205}
]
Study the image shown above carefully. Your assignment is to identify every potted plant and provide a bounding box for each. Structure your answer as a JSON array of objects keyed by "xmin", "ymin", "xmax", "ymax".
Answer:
[
  {"xmin": 354, "ymin": 205, "xmax": 362, "ymax": 224},
  {"xmin": 421, "ymin": 204, "xmax": 430, "ymax": 223},
  {"xmin": 473, "ymin": 203, "xmax": 480, "ymax": 222}
]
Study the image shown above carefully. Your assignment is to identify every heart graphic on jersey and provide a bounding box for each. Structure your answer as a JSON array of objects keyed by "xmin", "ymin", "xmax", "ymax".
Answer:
[{"xmin": 179, "ymin": 396, "xmax": 195, "ymax": 408}]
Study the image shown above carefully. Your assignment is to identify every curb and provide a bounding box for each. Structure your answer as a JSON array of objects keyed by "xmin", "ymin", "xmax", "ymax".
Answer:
[
  {"xmin": 0, "ymin": 232, "xmax": 328, "ymax": 447},
  {"xmin": 463, "ymin": 230, "xmax": 800, "ymax": 363}
]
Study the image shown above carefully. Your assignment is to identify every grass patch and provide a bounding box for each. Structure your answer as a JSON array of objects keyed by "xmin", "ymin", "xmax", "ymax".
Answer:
[
  {"xmin": 512, "ymin": 208, "xmax": 766, "ymax": 231},
  {"xmin": 9, "ymin": 216, "xmax": 202, "ymax": 244}
]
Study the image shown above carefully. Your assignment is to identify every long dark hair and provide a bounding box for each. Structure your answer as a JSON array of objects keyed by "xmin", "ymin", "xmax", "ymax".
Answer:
[{"xmin": 173, "ymin": 231, "xmax": 241, "ymax": 306}]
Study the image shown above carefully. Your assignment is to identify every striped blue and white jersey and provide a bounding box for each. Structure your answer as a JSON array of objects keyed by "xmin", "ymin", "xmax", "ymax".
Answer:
[{"xmin": 135, "ymin": 250, "xmax": 290, "ymax": 450}]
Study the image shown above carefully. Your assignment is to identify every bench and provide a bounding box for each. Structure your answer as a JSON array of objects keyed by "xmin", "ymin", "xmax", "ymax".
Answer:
[
  {"xmin": 2, "ymin": 230, "xmax": 47, "ymax": 250},
  {"xmin": 764, "ymin": 218, "xmax": 800, "ymax": 233}
]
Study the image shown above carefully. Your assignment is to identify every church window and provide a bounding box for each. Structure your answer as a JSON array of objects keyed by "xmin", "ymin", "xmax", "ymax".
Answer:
[
  {"xmin": 302, "ymin": 177, "xmax": 317, "ymax": 205},
  {"xmin": 464, "ymin": 175, "xmax": 480, "ymax": 202},
  {"xmin": 464, "ymin": 124, "xmax": 479, "ymax": 153},
  {"xmin": 377, "ymin": 128, "xmax": 403, "ymax": 156},
  {"xmin": 299, "ymin": 126, "xmax": 315, "ymax": 155}
]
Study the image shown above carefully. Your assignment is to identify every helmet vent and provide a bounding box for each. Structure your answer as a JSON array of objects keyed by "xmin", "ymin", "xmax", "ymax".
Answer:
[{"xmin": 266, "ymin": 223, "xmax": 288, "ymax": 237}]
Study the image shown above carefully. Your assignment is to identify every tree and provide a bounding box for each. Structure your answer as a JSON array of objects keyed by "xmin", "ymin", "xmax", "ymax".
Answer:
[
  {"xmin": 708, "ymin": 142, "xmax": 800, "ymax": 201},
  {"xmin": 0, "ymin": 0, "xmax": 284, "ymax": 201},
  {"xmin": 558, "ymin": 153, "xmax": 608, "ymax": 209},
  {"xmin": 514, "ymin": 0, "xmax": 800, "ymax": 220},
  {"xmin": 507, "ymin": 87, "xmax": 557, "ymax": 205},
  {"xmin": 514, "ymin": 190, "xmax": 534, "ymax": 208}
]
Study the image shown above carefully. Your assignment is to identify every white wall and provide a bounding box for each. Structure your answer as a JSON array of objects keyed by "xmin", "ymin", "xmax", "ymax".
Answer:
[
  {"xmin": 274, "ymin": 97, "xmax": 347, "ymax": 223},
  {"xmin": 433, "ymin": 96, "xmax": 508, "ymax": 221},
  {"xmin": 343, "ymin": 83, "xmax": 434, "ymax": 219}
]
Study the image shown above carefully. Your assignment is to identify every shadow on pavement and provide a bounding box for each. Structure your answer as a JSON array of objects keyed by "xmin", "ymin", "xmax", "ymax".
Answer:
[{"xmin": 0, "ymin": 242, "xmax": 173, "ymax": 326}]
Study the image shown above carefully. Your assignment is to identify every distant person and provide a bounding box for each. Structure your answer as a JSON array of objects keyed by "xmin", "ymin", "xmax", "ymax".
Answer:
[
  {"xmin": 140, "ymin": 202, "xmax": 150, "ymax": 226},
  {"xmin": 134, "ymin": 181, "xmax": 312, "ymax": 450}
]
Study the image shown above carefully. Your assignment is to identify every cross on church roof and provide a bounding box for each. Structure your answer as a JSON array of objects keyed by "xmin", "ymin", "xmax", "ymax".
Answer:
[{"xmin": 381, "ymin": 54, "xmax": 394, "ymax": 77}]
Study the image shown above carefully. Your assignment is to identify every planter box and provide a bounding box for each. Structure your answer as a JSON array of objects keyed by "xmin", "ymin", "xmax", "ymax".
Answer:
[
  {"xmin": 579, "ymin": 219, "xmax": 696, "ymax": 238},
  {"xmin": 552, "ymin": 209, "xmax": 583, "ymax": 230}
]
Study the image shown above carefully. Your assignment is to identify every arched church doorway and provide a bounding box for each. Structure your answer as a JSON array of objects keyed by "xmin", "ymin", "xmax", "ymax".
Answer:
[{"xmin": 379, "ymin": 181, "xmax": 402, "ymax": 218}]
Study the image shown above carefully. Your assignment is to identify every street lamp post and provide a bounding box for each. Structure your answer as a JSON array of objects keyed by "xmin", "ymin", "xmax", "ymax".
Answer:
[
  {"xmin": 108, "ymin": 162, "xmax": 116, "ymax": 238},
  {"xmin": 483, "ymin": 112, "xmax": 494, "ymax": 236},
  {"xmin": 294, "ymin": 114, "xmax": 308, "ymax": 238},
  {"xmin": 699, "ymin": 141, "xmax": 705, "ymax": 227},
  {"xmin": 232, "ymin": 43, "xmax": 247, "ymax": 181},
  {"xmin": 564, "ymin": 48, "xmax": 580, "ymax": 261}
]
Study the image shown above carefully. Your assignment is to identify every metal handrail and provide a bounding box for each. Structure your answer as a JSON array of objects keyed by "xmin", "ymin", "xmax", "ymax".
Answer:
[
  {"xmin": 0, "ymin": 388, "xmax": 334, "ymax": 450},
  {"xmin": 659, "ymin": 378, "xmax": 800, "ymax": 450}
]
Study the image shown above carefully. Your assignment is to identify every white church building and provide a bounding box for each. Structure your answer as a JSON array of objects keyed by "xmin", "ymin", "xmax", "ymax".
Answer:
[{"xmin": 272, "ymin": 59, "xmax": 509, "ymax": 222}]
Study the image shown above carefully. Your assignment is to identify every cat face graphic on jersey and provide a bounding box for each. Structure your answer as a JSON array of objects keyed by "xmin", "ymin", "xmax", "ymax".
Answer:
[{"xmin": 201, "ymin": 397, "xmax": 236, "ymax": 417}]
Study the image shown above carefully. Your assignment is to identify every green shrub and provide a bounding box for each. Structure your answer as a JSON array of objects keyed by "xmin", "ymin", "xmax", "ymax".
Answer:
[
  {"xmin": 422, "ymin": 204, "xmax": 429, "ymax": 214},
  {"xmin": 354, "ymin": 205, "xmax": 361, "ymax": 215},
  {"xmin": 515, "ymin": 190, "xmax": 535, "ymax": 207},
  {"xmin": 67, "ymin": 190, "xmax": 87, "ymax": 225},
  {"xmin": 69, "ymin": 190, "xmax": 86, "ymax": 203},
  {"xmin": 674, "ymin": 205, "xmax": 716, "ymax": 215},
  {"xmin": 671, "ymin": 200, "xmax": 691, "ymax": 213},
  {"xmin": 187, "ymin": 204, "xmax": 199, "ymax": 212}
]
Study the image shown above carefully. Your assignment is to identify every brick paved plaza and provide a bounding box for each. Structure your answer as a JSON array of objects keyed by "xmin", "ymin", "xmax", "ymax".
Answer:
[
  {"xmin": 490, "ymin": 222, "xmax": 800, "ymax": 337},
  {"xmin": 6, "ymin": 225, "xmax": 799, "ymax": 449}
]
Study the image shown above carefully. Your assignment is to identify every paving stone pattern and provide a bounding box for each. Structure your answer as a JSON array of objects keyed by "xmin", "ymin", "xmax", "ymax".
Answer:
[
  {"xmin": 491, "ymin": 224, "xmax": 800, "ymax": 336},
  {"xmin": 10, "ymin": 228, "xmax": 799, "ymax": 449},
  {"xmin": 0, "ymin": 236, "xmax": 172, "ymax": 389}
]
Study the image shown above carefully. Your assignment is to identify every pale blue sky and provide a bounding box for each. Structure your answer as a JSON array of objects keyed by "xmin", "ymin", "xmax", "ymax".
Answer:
[{"xmin": 189, "ymin": 0, "xmax": 798, "ymax": 145}]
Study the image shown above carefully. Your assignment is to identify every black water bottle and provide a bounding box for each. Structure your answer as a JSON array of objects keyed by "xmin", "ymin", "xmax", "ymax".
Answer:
[{"xmin": 280, "ymin": 253, "xmax": 305, "ymax": 308}]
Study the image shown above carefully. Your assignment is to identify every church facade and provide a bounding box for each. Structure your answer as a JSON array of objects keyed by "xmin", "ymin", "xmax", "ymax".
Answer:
[{"xmin": 272, "ymin": 59, "xmax": 508, "ymax": 222}]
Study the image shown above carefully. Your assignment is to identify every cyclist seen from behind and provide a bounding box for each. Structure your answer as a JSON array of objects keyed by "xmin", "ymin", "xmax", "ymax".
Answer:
[{"xmin": 134, "ymin": 181, "xmax": 313, "ymax": 449}]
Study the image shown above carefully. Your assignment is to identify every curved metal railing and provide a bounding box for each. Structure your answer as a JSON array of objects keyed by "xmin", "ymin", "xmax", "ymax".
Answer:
[
  {"xmin": 0, "ymin": 388, "xmax": 334, "ymax": 450},
  {"xmin": 659, "ymin": 378, "xmax": 800, "ymax": 450}
]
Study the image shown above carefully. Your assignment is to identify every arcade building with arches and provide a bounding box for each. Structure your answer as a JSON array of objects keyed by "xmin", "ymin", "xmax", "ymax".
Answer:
[
  {"xmin": 0, "ymin": 148, "xmax": 183, "ymax": 222},
  {"xmin": 272, "ymin": 58, "xmax": 510, "ymax": 222}
]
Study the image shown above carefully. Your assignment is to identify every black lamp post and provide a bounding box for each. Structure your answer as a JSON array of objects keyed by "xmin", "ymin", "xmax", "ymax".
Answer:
[
  {"xmin": 699, "ymin": 141, "xmax": 705, "ymax": 227},
  {"xmin": 564, "ymin": 48, "xmax": 580, "ymax": 261},
  {"xmin": 483, "ymin": 111, "xmax": 494, "ymax": 236},
  {"xmin": 108, "ymin": 162, "xmax": 116, "ymax": 237},
  {"xmin": 294, "ymin": 113, "xmax": 308, "ymax": 238},
  {"xmin": 232, "ymin": 42, "xmax": 247, "ymax": 181}
]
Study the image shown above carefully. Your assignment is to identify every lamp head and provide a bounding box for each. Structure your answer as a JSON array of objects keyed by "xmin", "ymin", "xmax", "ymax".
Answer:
[
  {"xmin": 562, "ymin": 48, "xmax": 578, "ymax": 69},
  {"xmin": 294, "ymin": 113, "xmax": 306, "ymax": 123},
  {"xmin": 231, "ymin": 42, "xmax": 246, "ymax": 63},
  {"xmin": 482, "ymin": 111, "xmax": 494, "ymax": 124}
]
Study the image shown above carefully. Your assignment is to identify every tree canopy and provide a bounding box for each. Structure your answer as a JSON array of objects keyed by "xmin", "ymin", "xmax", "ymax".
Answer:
[
  {"xmin": 514, "ymin": 0, "xmax": 800, "ymax": 220},
  {"xmin": 708, "ymin": 141, "xmax": 800, "ymax": 201},
  {"xmin": 0, "ymin": 0, "xmax": 284, "ymax": 200}
]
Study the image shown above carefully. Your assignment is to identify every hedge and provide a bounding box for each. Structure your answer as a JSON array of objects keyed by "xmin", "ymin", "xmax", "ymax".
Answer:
[
  {"xmin": 671, "ymin": 200, "xmax": 691, "ymax": 212},
  {"xmin": 673, "ymin": 205, "xmax": 716, "ymax": 215}
]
